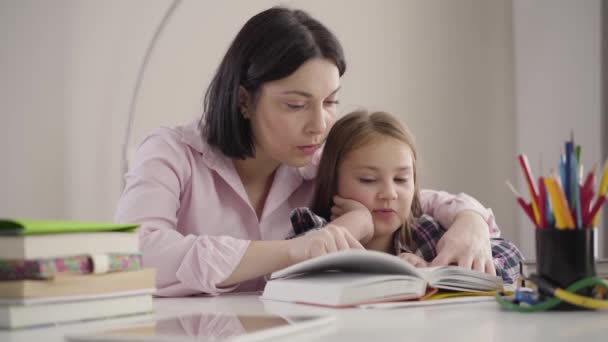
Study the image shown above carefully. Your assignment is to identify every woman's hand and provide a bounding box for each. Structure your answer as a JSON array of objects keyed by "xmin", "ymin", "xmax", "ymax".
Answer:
[
  {"xmin": 430, "ymin": 210, "xmax": 496, "ymax": 275},
  {"xmin": 399, "ymin": 252, "xmax": 428, "ymax": 267},
  {"xmin": 287, "ymin": 224, "xmax": 364, "ymax": 264}
]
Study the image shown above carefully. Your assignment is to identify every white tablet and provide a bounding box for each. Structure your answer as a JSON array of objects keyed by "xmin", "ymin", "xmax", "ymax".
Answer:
[{"xmin": 65, "ymin": 312, "xmax": 335, "ymax": 342}]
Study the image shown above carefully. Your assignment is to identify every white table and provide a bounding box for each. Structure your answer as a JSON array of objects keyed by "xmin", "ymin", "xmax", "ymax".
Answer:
[{"xmin": 1, "ymin": 293, "xmax": 607, "ymax": 341}]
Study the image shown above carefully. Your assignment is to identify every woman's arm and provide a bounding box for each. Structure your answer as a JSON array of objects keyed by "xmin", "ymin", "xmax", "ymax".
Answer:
[
  {"xmin": 115, "ymin": 132, "xmax": 251, "ymax": 296},
  {"xmin": 117, "ymin": 132, "xmax": 363, "ymax": 295},
  {"xmin": 420, "ymin": 190, "xmax": 502, "ymax": 273},
  {"xmin": 218, "ymin": 225, "xmax": 364, "ymax": 287},
  {"xmin": 419, "ymin": 190, "xmax": 500, "ymax": 237},
  {"xmin": 430, "ymin": 210, "xmax": 495, "ymax": 273}
]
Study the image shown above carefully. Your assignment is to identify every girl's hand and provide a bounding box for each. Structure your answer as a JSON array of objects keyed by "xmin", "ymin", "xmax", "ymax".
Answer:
[
  {"xmin": 287, "ymin": 224, "xmax": 364, "ymax": 264},
  {"xmin": 399, "ymin": 252, "xmax": 428, "ymax": 267},
  {"xmin": 331, "ymin": 195, "xmax": 368, "ymax": 220},
  {"xmin": 430, "ymin": 210, "xmax": 496, "ymax": 275},
  {"xmin": 330, "ymin": 196, "xmax": 374, "ymax": 243}
]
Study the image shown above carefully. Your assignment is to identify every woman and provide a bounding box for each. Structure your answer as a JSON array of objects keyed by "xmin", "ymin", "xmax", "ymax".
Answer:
[{"xmin": 115, "ymin": 7, "xmax": 500, "ymax": 297}]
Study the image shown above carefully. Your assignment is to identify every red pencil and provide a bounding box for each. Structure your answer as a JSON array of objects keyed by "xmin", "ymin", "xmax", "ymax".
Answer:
[
  {"xmin": 517, "ymin": 198, "xmax": 536, "ymax": 226},
  {"xmin": 582, "ymin": 165, "xmax": 596, "ymax": 190},
  {"xmin": 580, "ymin": 183, "xmax": 595, "ymax": 218},
  {"xmin": 518, "ymin": 154, "xmax": 540, "ymax": 225},
  {"xmin": 583, "ymin": 195, "xmax": 606, "ymax": 228},
  {"xmin": 507, "ymin": 180, "xmax": 538, "ymax": 227},
  {"xmin": 580, "ymin": 165, "xmax": 596, "ymax": 212}
]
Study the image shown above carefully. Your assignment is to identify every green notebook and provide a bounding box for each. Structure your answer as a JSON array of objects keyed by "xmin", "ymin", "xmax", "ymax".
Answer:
[{"xmin": 0, "ymin": 219, "xmax": 138, "ymax": 235}]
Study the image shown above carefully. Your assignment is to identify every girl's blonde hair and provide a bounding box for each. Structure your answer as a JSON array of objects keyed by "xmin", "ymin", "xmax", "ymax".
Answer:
[{"xmin": 311, "ymin": 110, "xmax": 422, "ymax": 250}]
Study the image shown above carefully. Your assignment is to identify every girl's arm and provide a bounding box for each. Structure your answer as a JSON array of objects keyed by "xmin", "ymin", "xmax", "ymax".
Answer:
[
  {"xmin": 491, "ymin": 238, "xmax": 525, "ymax": 285},
  {"xmin": 329, "ymin": 197, "xmax": 374, "ymax": 243},
  {"xmin": 289, "ymin": 198, "xmax": 374, "ymax": 244}
]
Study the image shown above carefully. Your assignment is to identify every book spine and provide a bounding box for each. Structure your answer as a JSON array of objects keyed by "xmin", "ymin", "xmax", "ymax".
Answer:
[{"xmin": 0, "ymin": 254, "xmax": 142, "ymax": 280}]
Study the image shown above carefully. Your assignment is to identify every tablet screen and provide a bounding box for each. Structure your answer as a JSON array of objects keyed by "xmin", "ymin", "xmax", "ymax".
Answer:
[{"xmin": 66, "ymin": 312, "xmax": 335, "ymax": 342}]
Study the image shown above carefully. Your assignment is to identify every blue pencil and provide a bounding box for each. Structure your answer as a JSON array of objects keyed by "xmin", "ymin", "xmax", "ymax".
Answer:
[
  {"xmin": 565, "ymin": 141, "xmax": 573, "ymax": 208},
  {"xmin": 544, "ymin": 181, "xmax": 555, "ymax": 227},
  {"xmin": 559, "ymin": 155, "xmax": 567, "ymax": 194},
  {"xmin": 571, "ymin": 149, "xmax": 582, "ymax": 228}
]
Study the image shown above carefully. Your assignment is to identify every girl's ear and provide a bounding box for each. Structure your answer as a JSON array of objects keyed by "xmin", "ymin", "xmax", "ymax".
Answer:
[{"xmin": 238, "ymin": 86, "xmax": 251, "ymax": 118}]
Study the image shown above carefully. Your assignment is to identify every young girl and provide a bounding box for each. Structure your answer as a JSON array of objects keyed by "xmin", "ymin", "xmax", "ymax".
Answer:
[{"xmin": 290, "ymin": 110, "xmax": 524, "ymax": 284}]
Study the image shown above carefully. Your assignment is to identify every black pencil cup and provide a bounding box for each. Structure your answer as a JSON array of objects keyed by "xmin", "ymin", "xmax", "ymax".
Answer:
[{"xmin": 535, "ymin": 229, "xmax": 596, "ymax": 310}]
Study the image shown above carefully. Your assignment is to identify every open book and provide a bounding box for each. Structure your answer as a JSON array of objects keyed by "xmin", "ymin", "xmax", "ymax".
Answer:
[{"xmin": 262, "ymin": 250, "xmax": 503, "ymax": 307}]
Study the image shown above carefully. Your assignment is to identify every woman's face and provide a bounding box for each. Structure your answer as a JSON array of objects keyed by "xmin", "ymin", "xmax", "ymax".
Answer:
[
  {"xmin": 246, "ymin": 58, "xmax": 340, "ymax": 167},
  {"xmin": 336, "ymin": 137, "xmax": 416, "ymax": 237}
]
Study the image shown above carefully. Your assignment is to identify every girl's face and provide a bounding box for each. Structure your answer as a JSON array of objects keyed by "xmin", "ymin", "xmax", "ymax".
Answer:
[
  {"xmin": 247, "ymin": 58, "xmax": 340, "ymax": 167},
  {"xmin": 336, "ymin": 137, "xmax": 416, "ymax": 237}
]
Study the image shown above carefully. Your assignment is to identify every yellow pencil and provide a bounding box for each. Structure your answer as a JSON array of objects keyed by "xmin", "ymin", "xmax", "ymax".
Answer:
[
  {"xmin": 551, "ymin": 175, "xmax": 576, "ymax": 229},
  {"xmin": 599, "ymin": 159, "xmax": 608, "ymax": 196},
  {"xmin": 592, "ymin": 159, "xmax": 608, "ymax": 227},
  {"xmin": 544, "ymin": 177, "xmax": 567, "ymax": 229}
]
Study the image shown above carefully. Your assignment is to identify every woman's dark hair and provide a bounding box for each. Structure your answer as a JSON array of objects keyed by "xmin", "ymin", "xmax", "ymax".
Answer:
[{"xmin": 201, "ymin": 7, "xmax": 346, "ymax": 159}]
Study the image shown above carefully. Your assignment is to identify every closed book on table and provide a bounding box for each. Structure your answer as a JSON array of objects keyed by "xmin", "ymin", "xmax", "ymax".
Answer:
[
  {"xmin": 0, "ymin": 233, "xmax": 139, "ymax": 259},
  {"xmin": 0, "ymin": 268, "xmax": 156, "ymax": 299},
  {"xmin": 0, "ymin": 253, "xmax": 143, "ymax": 280},
  {"xmin": 0, "ymin": 292, "xmax": 153, "ymax": 329},
  {"xmin": 262, "ymin": 250, "xmax": 502, "ymax": 307},
  {"xmin": 0, "ymin": 219, "xmax": 138, "ymax": 259}
]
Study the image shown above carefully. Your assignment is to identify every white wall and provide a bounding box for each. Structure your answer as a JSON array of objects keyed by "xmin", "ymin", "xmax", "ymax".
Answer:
[
  {"xmin": 0, "ymin": 1, "xmax": 71, "ymax": 219},
  {"xmin": 1, "ymin": 0, "xmax": 175, "ymax": 220},
  {"xmin": 124, "ymin": 0, "xmax": 517, "ymax": 238},
  {"xmin": 513, "ymin": 0, "xmax": 604, "ymax": 257},
  {"xmin": 10, "ymin": 0, "xmax": 604, "ymax": 257}
]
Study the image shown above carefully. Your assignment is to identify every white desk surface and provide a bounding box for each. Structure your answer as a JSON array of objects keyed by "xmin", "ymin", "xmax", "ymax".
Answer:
[{"xmin": 1, "ymin": 293, "xmax": 607, "ymax": 342}]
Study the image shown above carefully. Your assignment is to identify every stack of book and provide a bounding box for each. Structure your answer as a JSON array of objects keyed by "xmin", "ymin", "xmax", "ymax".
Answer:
[{"xmin": 0, "ymin": 219, "xmax": 155, "ymax": 329}]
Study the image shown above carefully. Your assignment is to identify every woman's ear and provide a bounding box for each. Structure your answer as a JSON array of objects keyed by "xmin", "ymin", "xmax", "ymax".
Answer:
[{"xmin": 238, "ymin": 86, "xmax": 250, "ymax": 118}]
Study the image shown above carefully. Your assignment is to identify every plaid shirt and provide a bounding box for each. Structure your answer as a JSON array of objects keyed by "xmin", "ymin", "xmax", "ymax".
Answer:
[{"xmin": 289, "ymin": 207, "xmax": 524, "ymax": 285}]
